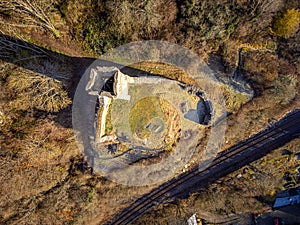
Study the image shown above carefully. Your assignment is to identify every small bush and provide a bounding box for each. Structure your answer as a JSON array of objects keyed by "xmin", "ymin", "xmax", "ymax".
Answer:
[
  {"xmin": 272, "ymin": 9, "xmax": 300, "ymax": 38},
  {"xmin": 242, "ymin": 51, "xmax": 279, "ymax": 85}
]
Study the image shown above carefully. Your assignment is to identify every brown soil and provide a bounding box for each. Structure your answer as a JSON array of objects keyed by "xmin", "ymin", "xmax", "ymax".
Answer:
[{"xmin": 29, "ymin": 30, "xmax": 93, "ymax": 57}]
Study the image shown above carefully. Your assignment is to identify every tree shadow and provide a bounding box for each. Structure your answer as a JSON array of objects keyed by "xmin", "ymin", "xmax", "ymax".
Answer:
[
  {"xmin": 0, "ymin": 33, "xmax": 105, "ymax": 97},
  {"xmin": 0, "ymin": 34, "xmax": 167, "ymax": 128},
  {"xmin": 0, "ymin": 34, "xmax": 96, "ymax": 128}
]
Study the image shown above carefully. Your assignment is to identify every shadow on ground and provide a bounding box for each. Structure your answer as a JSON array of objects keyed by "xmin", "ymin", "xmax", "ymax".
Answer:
[{"xmin": 0, "ymin": 34, "xmax": 164, "ymax": 128}]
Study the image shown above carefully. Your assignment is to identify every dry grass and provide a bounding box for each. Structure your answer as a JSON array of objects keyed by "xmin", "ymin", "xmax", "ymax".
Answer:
[
  {"xmin": 7, "ymin": 66, "xmax": 71, "ymax": 112},
  {"xmin": 0, "ymin": 0, "xmax": 62, "ymax": 37},
  {"xmin": 0, "ymin": 0, "xmax": 299, "ymax": 224},
  {"xmin": 135, "ymin": 137, "xmax": 300, "ymax": 224}
]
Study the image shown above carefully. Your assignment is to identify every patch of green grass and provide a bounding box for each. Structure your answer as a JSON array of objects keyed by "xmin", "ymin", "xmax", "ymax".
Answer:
[
  {"xmin": 129, "ymin": 97, "xmax": 165, "ymax": 139},
  {"xmin": 81, "ymin": 18, "xmax": 127, "ymax": 55},
  {"xmin": 86, "ymin": 188, "xmax": 95, "ymax": 203},
  {"xmin": 105, "ymin": 104, "xmax": 113, "ymax": 134},
  {"xmin": 221, "ymin": 85, "xmax": 250, "ymax": 112}
]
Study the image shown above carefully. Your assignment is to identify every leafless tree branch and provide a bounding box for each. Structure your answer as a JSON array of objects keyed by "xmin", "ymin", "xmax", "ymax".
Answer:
[{"xmin": 0, "ymin": 0, "xmax": 60, "ymax": 37}]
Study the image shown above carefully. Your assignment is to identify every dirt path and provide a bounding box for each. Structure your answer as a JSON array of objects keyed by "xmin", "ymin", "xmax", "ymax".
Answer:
[{"xmin": 30, "ymin": 30, "xmax": 94, "ymax": 58}]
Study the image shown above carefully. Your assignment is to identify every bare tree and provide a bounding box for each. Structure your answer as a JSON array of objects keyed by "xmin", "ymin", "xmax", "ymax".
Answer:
[
  {"xmin": 249, "ymin": 0, "xmax": 283, "ymax": 22},
  {"xmin": 0, "ymin": 31, "xmax": 49, "ymax": 61},
  {"xmin": 7, "ymin": 66, "xmax": 71, "ymax": 112},
  {"xmin": 0, "ymin": 0, "xmax": 60, "ymax": 37},
  {"xmin": 106, "ymin": 0, "xmax": 177, "ymax": 38}
]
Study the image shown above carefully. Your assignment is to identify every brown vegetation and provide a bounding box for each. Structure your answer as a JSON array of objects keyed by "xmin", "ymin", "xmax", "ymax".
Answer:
[
  {"xmin": 242, "ymin": 51, "xmax": 279, "ymax": 86},
  {"xmin": 0, "ymin": 0, "xmax": 62, "ymax": 37},
  {"xmin": 134, "ymin": 137, "xmax": 300, "ymax": 224},
  {"xmin": 0, "ymin": 0, "xmax": 299, "ymax": 224},
  {"xmin": 272, "ymin": 9, "xmax": 300, "ymax": 38},
  {"xmin": 7, "ymin": 66, "xmax": 71, "ymax": 112}
]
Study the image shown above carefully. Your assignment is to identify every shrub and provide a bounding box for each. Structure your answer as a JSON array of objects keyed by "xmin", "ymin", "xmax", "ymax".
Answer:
[
  {"xmin": 266, "ymin": 74, "xmax": 297, "ymax": 106},
  {"xmin": 60, "ymin": 0, "xmax": 177, "ymax": 54},
  {"xmin": 242, "ymin": 51, "xmax": 279, "ymax": 85},
  {"xmin": 178, "ymin": 0, "xmax": 240, "ymax": 44},
  {"xmin": 272, "ymin": 9, "xmax": 300, "ymax": 38}
]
